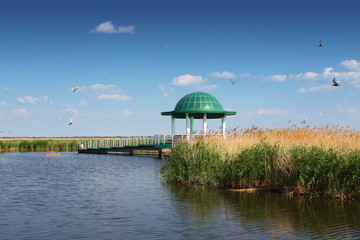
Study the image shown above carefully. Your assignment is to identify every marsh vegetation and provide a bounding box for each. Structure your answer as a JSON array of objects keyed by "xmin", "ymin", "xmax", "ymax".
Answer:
[
  {"xmin": 0, "ymin": 139, "xmax": 78, "ymax": 152},
  {"xmin": 161, "ymin": 125, "xmax": 360, "ymax": 200}
]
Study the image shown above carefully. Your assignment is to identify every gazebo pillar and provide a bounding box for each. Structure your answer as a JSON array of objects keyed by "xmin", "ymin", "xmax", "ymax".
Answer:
[
  {"xmin": 171, "ymin": 116, "xmax": 176, "ymax": 135},
  {"xmin": 203, "ymin": 113, "xmax": 207, "ymax": 136},
  {"xmin": 171, "ymin": 116, "xmax": 176, "ymax": 145},
  {"xmin": 186, "ymin": 113, "xmax": 190, "ymax": 140},
  {"xmin": 222, "ymin": 115, "xmax": 226, "ymax": 137},
  {"xmin": 190, "ymin": 116, "xmax": 194, "ymax": 139}
]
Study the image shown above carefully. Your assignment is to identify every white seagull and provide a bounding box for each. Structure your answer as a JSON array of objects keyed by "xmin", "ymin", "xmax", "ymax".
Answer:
[
  {"xmin": 332, "ymin": 78, "xmax": 340, "ymax": 86},
  {"xmin": 72, "ymin": 87, "xmax": 79, "ymax": 92},
  {"xmin": 69, "ymin": 117, "xmax": 73, "ymax": 125}
]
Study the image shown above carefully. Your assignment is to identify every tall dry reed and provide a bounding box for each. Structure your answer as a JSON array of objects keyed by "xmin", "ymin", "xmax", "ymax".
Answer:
[
  {"xmin": 161, "ymin": 125, "xmax": 360, "ymax": 200},
  {"xmin": 201, "ymin": 125, "xmax": 360, "ymax": 156}
]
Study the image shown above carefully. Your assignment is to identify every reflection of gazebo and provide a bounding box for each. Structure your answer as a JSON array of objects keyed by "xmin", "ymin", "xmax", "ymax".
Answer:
[{"xmin": 161, "ymin": 92, "xmax": 236, "ymax": 140}]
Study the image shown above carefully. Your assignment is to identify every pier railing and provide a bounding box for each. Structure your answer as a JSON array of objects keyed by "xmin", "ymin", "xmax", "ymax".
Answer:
[
  {"xmin": 76, "ymin": 135, "xmax": 174, "ymax": 149},
  {"xmin": 75, "ymin": 134, "xmax": 209, "ymax": 151}
]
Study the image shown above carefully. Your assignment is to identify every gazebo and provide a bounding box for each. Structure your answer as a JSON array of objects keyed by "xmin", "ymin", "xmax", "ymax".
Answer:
[{"xmin": 161, "ymin": 92, "xmax": 236, "ymax": 140}]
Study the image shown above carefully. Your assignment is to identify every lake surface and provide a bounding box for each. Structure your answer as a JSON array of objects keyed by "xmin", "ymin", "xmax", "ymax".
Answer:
[{"xmin": 1, "ymin": 152, "xmax": 360, "ymax": 239}]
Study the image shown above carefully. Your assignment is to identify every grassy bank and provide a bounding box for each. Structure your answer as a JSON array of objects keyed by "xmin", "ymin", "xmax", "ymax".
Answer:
[
  {"xmin": 0, "ymin": 139, "xmax": 78, "ymax": 152},
  {"xmin": 161, "ymin": 126, "xmax": 360, "ymax": 200}
]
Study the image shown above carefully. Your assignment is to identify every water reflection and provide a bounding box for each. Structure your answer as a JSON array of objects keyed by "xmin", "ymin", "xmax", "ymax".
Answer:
[
  {"xmin": 1, "ymin": 152, "xmax": 360, "ymax": 240},
  {"xmin": 166, "ymin": 183, "xmax": 360, "ymax": 239}
]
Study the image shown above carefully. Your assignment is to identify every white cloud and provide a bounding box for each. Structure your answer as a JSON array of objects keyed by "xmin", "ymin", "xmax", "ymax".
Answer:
[
  {"xmin": 264, "ymin": 74, "xmax": 287, "ymax": 82},
  {"xmin": 298, "ymin": 85, "xmax": 334, "ymax": 93},
  {"xmin": 340, "ymin": 59, "xmax": 360, "ymax": 71},
  {"xmin": 200, "ymin": 84, "xmax": 218, "ymax": 91},
  {"xmin": 172, "ymin": 74, "xmax": 206, "ymax": 86},
  {"xmin": 289, "ymin": 59, "xmax": 360, "ymax": 90},
  {"xmin": 90, "ymin": 84, "xmax": 116, "ymax": 91},
  {"xmin": 238, "ymin": 73, "xmax": 251, "ymax": 78},
  {"xmin": 158, "ymin": 83, "xmax": 165, "ymax": 91},
  {"xmin": 307, "ymin": 84, "xmax": 334, "ymax": 93},
  {"xmin": 18, "ymin": 96, "xmax": 40, "ymax": 104},
  {"xmin": 322, "ymin": 67, "xmax": 340, "ymax": 78},
  {"xmin": 211, "ymin": 71, "xmax": 236, "ymax": 79},
  {"xmin": 118, "ymin": 26, "xmax": 135, "ymax": 34},
  {"xmin": 120, "ymin": 110, "xmax": 134, "ymax": 116},
  {"xmin": 0, "ymin": 100, "xmax": 7, "ymax": 106},
  {"xmin": 79, "ymin": 100, "xmax": 88, "ymax": 107},
  {"xmin": 339, "ymin": 107, "xmax": 359, "ymax": 114},
  {"xmin": 91, "ymin": 21, "xmax": 134, "ymax": 34},
  {"xmin": 3, "ymin": 87, "xmax": 13, "ymax": 91},
  {"xmin": 58, "ymin": 107, "xmax": 79, "ymax": 116},
  {"xmin": 0, "ymin": 112, "xmax": 5, "ymax": 118},
  {"xmin": 158, "ymin": 83, "xmax": 174, "ymax": 97},
  {"xmin": 257, "ymin": 108, "xmax": 290, "ymax": 115},
  {"xmin": 291, "ymin": 72, "xmax": 320, "ymax": 81},
  {"xmin": 97, "ymin": 94, "xmax": 132, "ymax": 101},
  {"xmin": 297, "ymin": 87, "xmax": 307, "ymax": 94},
  {"xmin": 12, "ymin": 108, "xmax": 31, "ymax": 117}
]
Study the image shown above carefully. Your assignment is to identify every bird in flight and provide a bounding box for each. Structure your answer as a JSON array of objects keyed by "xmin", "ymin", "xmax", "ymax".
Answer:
[
  {"xmin": 301, "ymin": 118, "xmax": 307, "ymax": 124},
  {"xmin": 318, "ymin": 40, "xmax": 323, "ymax": 47},
  {"xmin": 50, "ymin": 100, "xmax": 53, "ymax": 106},
  {"xmin": 69, "ymin": 117, "xmax": 73, "ymax": 125},
  {"xmin": 230, "ymin": 79, "xmax": 238, "ymax": 85},
  {"xmin": 72, "ymin": 87, "xmax": 79, "ymax": 92},
  {"xmin": 332, "ymin": 78, "xmax": 340, "ymax": 86}
]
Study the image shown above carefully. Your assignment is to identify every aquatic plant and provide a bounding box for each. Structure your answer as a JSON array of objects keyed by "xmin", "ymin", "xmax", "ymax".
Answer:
[
  {"xmin": 161, "ymin": 125, "xmax": 360, "ymax": 200},
  {"xmin": 0, "ymin": 139, "xmax": 78, "ymax": 152}
]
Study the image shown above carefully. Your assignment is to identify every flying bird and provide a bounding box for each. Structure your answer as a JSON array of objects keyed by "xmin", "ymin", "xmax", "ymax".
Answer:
[
  {"xmin": 69, "ymin": 117, "xmax": 73, "ymax": 125},
  {"xmin": 332, "ymin": 78, "xmax": 340, "ymax": 86},
  {"xmin": 72, "ymin": 87, "xmax": 79, "ymax": 92},
  {"xmin": 318, "ymin": 40, "xmax": 323, "ymax": 47},
  {"xmin": 301, "ymin": 118, "xmax": 307, "ymax": 124},
  {"xmin": 50, "ymin": 100, "xmax": 53, "ymax": 106},
  {"xmin": 230, "ymin": 79, "xmax": 238, "ymax": 85}
]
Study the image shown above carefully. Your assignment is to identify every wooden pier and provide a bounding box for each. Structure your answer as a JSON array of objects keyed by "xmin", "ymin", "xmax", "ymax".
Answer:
[{"xmin": 75, "ymin": 135, "xmax": 174, "ymax": 157}]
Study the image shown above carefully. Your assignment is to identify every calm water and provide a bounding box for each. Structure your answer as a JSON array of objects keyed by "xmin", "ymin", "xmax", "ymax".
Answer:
[{"xmin": 1, "ymin": 152, "xmax": 360, "ymax": 240}]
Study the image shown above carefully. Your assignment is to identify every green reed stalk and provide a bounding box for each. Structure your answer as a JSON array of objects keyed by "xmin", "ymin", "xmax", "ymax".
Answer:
[
  {"xmin": 0, "ymin": 139, "xmax": 78, "ymax": 152},
  {"xmin": 161, "ymin": 140, "xmax": 360, "ymax": 200}
]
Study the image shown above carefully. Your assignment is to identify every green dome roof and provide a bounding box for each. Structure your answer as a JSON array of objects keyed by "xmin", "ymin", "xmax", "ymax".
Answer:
[
  {"xmin": 174, "ymin": 92, "xmax": 224, "ymax": 112},
  {"xmin": 161, "ymin": 92, "xmax": 236, "ymax": 119}
]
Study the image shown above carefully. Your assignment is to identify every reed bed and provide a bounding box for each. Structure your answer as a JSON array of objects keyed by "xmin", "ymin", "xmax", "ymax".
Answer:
[
  {"xmin": 161, "ymin": 125, "xmax": 360, "ymax": 200},
  {"xmin": 0, "ymin": 139, "xmax": 78, "ymax": 152}
]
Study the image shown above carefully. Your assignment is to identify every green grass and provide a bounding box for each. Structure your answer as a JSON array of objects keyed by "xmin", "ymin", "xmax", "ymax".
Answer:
[
  {"xmin": 0, "ymin": 139, "xmax": 77, "ymax": 152},
  {"xmin": 161, "ymin": 140, "xmax": 360, "ymax": 200}
]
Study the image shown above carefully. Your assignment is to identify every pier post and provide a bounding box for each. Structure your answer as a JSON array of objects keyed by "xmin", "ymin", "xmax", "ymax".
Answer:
[
  {"xmin": 129, "ymin": 149, "xmax": 134, "ymax": 156},
  {"xmin": 158, "ymin": 149, "xmax": 162, "ymax": 158}
]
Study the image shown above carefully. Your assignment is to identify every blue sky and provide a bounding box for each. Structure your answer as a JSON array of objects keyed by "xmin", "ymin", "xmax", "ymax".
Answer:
[{"xmin": 1, "ymin": 0, "xmax": 360, "ymax": 137}]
